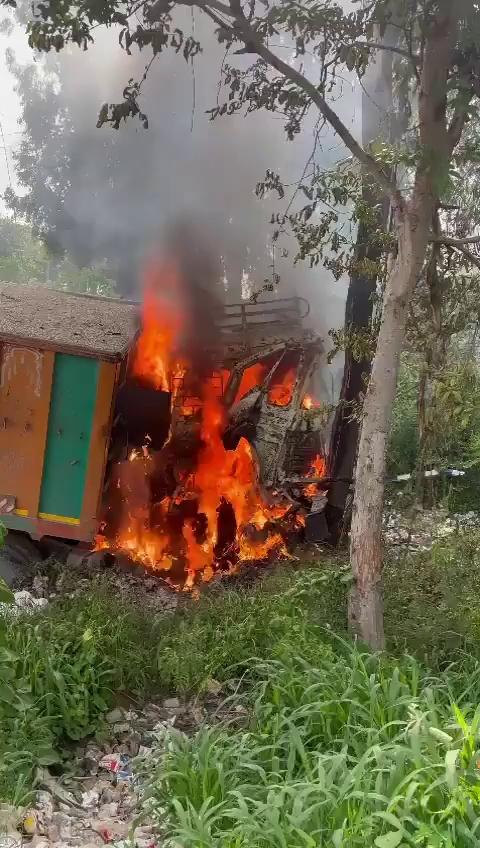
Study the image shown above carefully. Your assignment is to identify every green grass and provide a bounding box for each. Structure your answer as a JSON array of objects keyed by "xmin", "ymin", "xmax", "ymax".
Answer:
[
  {"xmin": 3, "ymin": 529, "xmax": 480, "ymax": 809},
  {"xmin": 140, "ymin": 644, "xmax": 480, "ymax": 847},
  {"xmin": 0, "ymin": 563, "xmax": 344, "ymax": 802}
]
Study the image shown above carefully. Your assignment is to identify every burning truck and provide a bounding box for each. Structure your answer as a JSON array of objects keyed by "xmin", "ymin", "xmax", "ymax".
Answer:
[{"xmin": 0, "ymin": 263, "xmax": 330, "ymax": 589}]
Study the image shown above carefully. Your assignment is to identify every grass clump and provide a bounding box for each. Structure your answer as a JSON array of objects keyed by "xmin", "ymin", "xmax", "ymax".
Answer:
[
  {"xmin": 0, "ymin": 582, "xmax": 165, "ymax": 801},
  {"xmin": 0, "ymin": 561, "xmax": 344, "ymax": 802},
  {"xmin": 155, "ymin": 565, "xmax": 346, "ymax": 692},
  {"xmin": 384, "ymin": 530, "xmax": 480, "ymax": 660},
  {"xmin": 141, "ymin": 643, "xmax": 480, "ymax": 847}
]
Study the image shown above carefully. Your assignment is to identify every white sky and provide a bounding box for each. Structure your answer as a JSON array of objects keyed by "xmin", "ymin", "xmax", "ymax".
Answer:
[{"xmin": 0, "ymin": 23, "xmax": 32, "ymax": 205}]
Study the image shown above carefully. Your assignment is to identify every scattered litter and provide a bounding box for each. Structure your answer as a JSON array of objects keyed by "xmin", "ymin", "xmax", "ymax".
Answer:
[
  {"xmin": 20, "ymin": 810, "xmax": 37, "ymax": 835},
  {"xmin": 99, "ymin": 754, "xmax": 129, "ymax": 774},
  {"xmin": 384, "ymin": 507, "xmax": 480, "ymax": 551},
  {"xmin": 99, "ymin": 753, "xmax": 134, "ymax": 784},
  {"xmin": 81, "ymin": 789, "xmax": 100, "ymax": 810}
]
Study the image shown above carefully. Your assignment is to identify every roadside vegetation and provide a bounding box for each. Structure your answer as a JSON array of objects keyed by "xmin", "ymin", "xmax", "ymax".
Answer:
[{"xmin": 2, "ymin": 531, "xmax": 480, "ymax": 840}]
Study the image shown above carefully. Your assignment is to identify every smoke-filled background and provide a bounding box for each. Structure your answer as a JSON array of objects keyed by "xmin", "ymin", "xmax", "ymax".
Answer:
[{"xmin": 0, "ymin": 7, "xmax": 360, "ymax": 396}]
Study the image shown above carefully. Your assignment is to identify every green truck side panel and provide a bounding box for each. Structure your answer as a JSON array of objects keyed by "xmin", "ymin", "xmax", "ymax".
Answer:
[{"xmin": 39, "ymin": 354, "xmax": 99, "ymax": 519}]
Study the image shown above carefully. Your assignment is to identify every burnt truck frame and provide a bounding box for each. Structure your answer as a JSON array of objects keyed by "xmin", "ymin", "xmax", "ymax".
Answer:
[{"xmin": 114, "ymin": 297, "xmax": 332, "ymax": 541}]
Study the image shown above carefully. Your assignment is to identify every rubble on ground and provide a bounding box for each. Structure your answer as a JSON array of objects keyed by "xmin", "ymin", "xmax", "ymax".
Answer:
[
  {"xmin": 0, "ymin": 683, "xmax": 242, "ymax": 848},
  {"xmin": 0, "ymin": 589, "xmax": 49, "ymax": 618},
  {"xmin": 15, "ymin": 550, "xmax": 179, "ymax": 617},
  {"xmin": 383, "ymin": 506, "xmax": 480, "ymax": 550}
]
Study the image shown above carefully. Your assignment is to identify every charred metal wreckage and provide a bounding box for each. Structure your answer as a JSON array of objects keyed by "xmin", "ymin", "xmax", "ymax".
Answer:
[
  {"xmin": 113, "ymin": 296, "xmax": 331, "ymax": 546},
  {"xmin": 0, "ymin": 283, "xmax": 331, "ymax": 587}
]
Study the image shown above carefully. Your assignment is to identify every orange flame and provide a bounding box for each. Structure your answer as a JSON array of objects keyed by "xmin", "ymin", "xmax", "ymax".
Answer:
[
  {"xmin": 132, "ymin": 259, "xmax": 184, "ymax": 391},
  {"xmin": 302, "ymin": 393, "xmax": 320, "ymax": 410},
  {"xmin": 99, "ymin": 260, "xmax": 293, "ymax": 587},
  {"xmin": 235, "ymin": 363, "xmax": 267, "ymax": 402},
  {"xmin": 304, "ymin": 454, "xmax": 327, "ymax": 498},
  {"xmin": 268, "ymin": 367, "xmax": 296, "ymax": 407}
]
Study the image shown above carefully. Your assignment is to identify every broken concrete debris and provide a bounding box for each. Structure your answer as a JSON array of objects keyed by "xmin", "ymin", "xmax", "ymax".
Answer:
[
  {"xmin": 0, "ymin": 590, "xmax": 48, "ymax": 618},
  {"xmin": 0, "ymin": 691, "xmax": 227, "ymax": 848}
]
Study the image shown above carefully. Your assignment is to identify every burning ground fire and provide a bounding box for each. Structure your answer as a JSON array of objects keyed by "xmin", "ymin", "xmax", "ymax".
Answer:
[{"xmin": 96, "ymin": 259, "xmax": 326, "ymax": 588}]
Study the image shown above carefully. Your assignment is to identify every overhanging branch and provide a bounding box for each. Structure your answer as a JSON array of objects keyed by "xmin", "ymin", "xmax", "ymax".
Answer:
[
  {"xmin": 451, "ymin": 243, "xmax": 480, "ymax": 272},
  {"xmin": 220, "ymin": 0, "xmax": 403, "ymax": 209},
  {"xmin": 432, "ymin": 235, "xmax": 480, "ymax": 246},
  {"xmin": 353, "ymin": 40, "xmax": 420, "ymax": 66}
]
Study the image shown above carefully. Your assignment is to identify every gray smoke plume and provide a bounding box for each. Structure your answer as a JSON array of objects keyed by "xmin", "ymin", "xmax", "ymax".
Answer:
[{"xmin": 6, "ymin": 9, "xmax": 358, "ymax": 392}]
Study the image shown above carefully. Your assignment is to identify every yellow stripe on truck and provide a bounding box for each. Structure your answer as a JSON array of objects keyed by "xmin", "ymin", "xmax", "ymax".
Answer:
[{"xmin": 38, "ymin": 512, "xmax": 81, "ymax": 525}]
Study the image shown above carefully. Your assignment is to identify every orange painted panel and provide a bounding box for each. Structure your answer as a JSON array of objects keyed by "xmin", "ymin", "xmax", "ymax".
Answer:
[
  {"xmin": 0, "ymin": 345, "xmax": 54, "ymax": 515},
  {"xmin": 81, "ymin": 360, "xmax": 119, "ymax": 534}
]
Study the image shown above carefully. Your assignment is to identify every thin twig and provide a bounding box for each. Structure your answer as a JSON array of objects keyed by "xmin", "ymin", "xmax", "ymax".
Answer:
[{"xmin": 224, "ymin": 0, "xmax": 403, "ymax": 209}]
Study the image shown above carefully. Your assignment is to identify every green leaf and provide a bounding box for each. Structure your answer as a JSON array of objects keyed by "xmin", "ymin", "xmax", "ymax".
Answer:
[
  {"xmin": 445, "ymin": 748, "xmax": 459, "ymax": 789},
  {"xmin": 374, "ymin": 832, "xmax": 403, "ymax": 848},
  {"xmin": 37, "ymin": 749, "xmax": 62, "ymax": 766},
  {"xmin": 0, "ymin": 576, "xmax": 14, "ymax": 604},
  {"xmin": 428, "ymin": 726, "xmax": 453, "ymax": 745},
  {"xmin": 0, "ymin": 683, "xmax": 17, "ymax": 704},
  {"xmin": 0, "ymin": 646, "xmax": 18, "ymax": 663}
]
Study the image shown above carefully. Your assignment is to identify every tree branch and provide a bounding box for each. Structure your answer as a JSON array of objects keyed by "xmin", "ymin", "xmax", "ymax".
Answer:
[
  {"xmin": 432, "ymin": 234, "xmax": 480, "ymax": 246},
  {"xmin": 148, "ymin": 0, "xmax": 232, "ymax": 20},
  {"xmin": 353, "ymin": 40, "xmax": 420, "ymax": 66},
  {"xmin": 222, "ymin": 0, "xmax": 403, "ymax": 209},
  {"xmin": 451, "ymin": 243, "xmax": 480, "ymax": 272}
]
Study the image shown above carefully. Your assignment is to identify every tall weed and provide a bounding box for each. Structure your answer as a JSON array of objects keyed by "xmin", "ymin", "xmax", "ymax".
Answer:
[{"xmin": 141, "ymin": 644, "xmax": 480, "ymax": 847}]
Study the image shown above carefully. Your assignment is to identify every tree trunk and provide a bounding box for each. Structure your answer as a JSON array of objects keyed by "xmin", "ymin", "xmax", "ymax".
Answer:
[
  {"xmin": 326, "ymin": 27, "xmax": 395, "ymax": 542},
  {"xmin": 349, "ymin": 213, "xmax": 431, "ymax": 647},
  {"xmin": 325, "ymin": 210, "xmax": 379, "ymax": 542},
  {"xmin": 348, "ymin": 0, "xmax": 458, "ymax": 649}
]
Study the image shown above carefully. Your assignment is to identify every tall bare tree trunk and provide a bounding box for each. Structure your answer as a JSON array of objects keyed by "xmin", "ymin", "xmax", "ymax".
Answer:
[
  {"xmin": 349, "ymin": 4, "xmax": 458, "ymax": 648},
  {"xmin": 326, "ymin": 24, "xmax": 397, "ymax": 543},
  {"xmin": 349, "ymin": 214, "xmax": 431, "ymax": 647}
]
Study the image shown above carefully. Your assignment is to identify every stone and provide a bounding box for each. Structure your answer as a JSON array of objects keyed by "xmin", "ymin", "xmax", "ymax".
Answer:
[
  {"xmin": 51, "ymin": 811, "xmax": 72, "ymax": 841},
  {"xmin": 65, "ymin": 549, "xmax": 88, "ymax": 570},
  {"xmin": 106, "ymin": 708, "xmax": 124, "ymax": 724},
  {"xmin": 13, "ymin": 590, "xmax": 48, "ymax": 611},
  {"xmin": 113, "ymin": 722, "xmax": 131, "ymax": 735},
  {"xmin": 83, "ymin": 746, "xmax": 103, "ymax": 774},
  {"xmin": 205, "ymin": 678, "xmax": 222, "ymax": 695},
  {"xmin": 162, "ymin": 697, "xmax": 180, "ymax": 710},
  {"xmin": 99, "ymin": 786, "xmax": 120, "ymax": 805},
  {"xmin": 32, "ymin": 574, "xmax": 49, "ymax": 597},
  {"xmin": 126, "ymin": 730, "xmax": 142, "ymax": 757}
]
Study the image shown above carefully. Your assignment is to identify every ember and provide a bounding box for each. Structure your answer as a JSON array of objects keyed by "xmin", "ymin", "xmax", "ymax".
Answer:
[
  {"xmin": 98, "ymin": 260, "xmax": 301, "ymax": 588},
  {"xmin": 304, "ymin": 454, "xmax": 327, "ymax": 498},
  {"xmin": 302, "ymin": 393, "xmax": 320, "ymax": 410}
]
